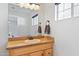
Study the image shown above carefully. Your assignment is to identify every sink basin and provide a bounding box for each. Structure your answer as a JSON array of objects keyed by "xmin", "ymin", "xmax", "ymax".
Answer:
[{"xmin": 24, "ymin": 39, "xmax": 40, "ymax": 44}]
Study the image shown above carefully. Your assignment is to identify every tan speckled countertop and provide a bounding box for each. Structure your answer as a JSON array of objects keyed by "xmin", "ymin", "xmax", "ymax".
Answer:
[{"xmin": 7, "ymin": 37, "xmax": 54, "ymax": 49}]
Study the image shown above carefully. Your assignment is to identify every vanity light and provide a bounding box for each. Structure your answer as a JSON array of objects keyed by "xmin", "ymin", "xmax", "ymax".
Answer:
[
  {"xmin": 29, "ymin": 4, "xmax": 35, "ymax": 10},
  {"xmin": 17, "ymin": 3, "xmax": 40, "ymax": 11},
  {"xmin": 24, "ymin": 3, "xmax": 30, "ymax": 8},
  {"xmin": 34, "ymin": 5, "xmax": 40, "ymax": 10}
]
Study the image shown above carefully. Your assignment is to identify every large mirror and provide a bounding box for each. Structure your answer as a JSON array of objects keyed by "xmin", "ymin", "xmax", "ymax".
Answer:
[{"xmin": 8, "ymin": 3, "xmax": 40, "ymax": 38}]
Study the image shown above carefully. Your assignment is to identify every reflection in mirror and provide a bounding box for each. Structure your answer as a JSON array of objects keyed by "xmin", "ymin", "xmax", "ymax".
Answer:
[{"xmin": 8, "ymin": 3, "xmax": 39, "ymax": 39}]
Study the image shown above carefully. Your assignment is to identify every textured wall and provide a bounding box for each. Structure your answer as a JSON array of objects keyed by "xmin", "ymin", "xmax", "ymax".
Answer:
[{"xmin": 0, "ymin": 3, "xmax": 8, "ymax": 56}]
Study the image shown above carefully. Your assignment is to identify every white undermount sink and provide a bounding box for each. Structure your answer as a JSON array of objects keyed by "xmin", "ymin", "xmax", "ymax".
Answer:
[{"xmin": 24, "ymin": 39, "xmax": 40, "ymax": 44}]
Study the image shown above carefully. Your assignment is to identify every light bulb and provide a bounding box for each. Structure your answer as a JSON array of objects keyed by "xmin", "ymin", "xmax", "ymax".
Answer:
[
  {"xmin": 36, "ymin": 5, "xmax": 40, "ymax": 10},
  {"xmin": 34, "ymin": 5, "xmax": 40, "ymax": 10},
  {"xmin": 30, "ymin": 4, "xmax": 35, "ymax": 10},
  {"xmin": 24, "ymin": 3, "xmax": 30, "ymax": 8}
]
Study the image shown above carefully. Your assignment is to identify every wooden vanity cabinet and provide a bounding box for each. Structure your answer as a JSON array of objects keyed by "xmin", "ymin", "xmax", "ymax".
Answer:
[
  {"xmin": 7, "ymin": 43, "xmax": 54, "ymax": 56},
  {"xmin": 29, "ymin": 48, "xmax": 53, "ymax": 56},
  {"xmin": 44, "ymin": 48, "xmax": 53, "ymax": 56},
  {"xmin": 7, "ymin": 36, "xmax": 54, "ymax": 56}
]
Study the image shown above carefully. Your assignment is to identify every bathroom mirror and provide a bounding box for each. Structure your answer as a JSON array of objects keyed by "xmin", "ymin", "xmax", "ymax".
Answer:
[{"xmin": 8, "ymin": 3, "xmax": 39, "ymax": 38}]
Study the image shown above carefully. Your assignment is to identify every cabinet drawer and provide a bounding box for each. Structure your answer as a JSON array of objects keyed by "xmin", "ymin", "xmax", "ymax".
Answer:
[
  {"xmin": 10, "ymin": 43, "xmax": 52, "ymax": 55},
  {"xmin": 19, "ymin": 54, "xmax": 29, "ymax": 56},
  {"xmin": 44, "ymin": 49, "xmax": 53, "ymax": 56},
  {"xmin": 29, "ymin": 51, "xmax": 43, "ymax": 56}
]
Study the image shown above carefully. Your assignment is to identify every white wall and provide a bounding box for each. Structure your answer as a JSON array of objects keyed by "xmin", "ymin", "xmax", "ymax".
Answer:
[
  {"xmin": 39, "ymin": 3, "xmax": 79, "ymax": 56},
  {"xmin": 0, "ymin": 3, "xmax": 8, "ymax": 56},
  {"xmin": 54, "ymin": 17, "xmax": 79, "ymax": 56},
  {"xmin": 52, "ymin": 4, "xmax": 79, "ymax": 56}
]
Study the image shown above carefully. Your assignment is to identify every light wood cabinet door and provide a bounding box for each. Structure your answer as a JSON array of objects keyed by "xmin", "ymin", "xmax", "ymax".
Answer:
[
  {"xmin": 29, "ymin": 51, "xmax": 43, "ymax": 56},
  {"xmin": 44, "ymin": 49, "xmax": 53, "ymax": 56}
]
